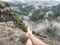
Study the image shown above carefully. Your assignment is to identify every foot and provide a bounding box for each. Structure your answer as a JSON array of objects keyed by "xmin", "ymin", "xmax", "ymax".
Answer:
[{"xmin": 26, "ymin": 26, "xmax": 33, "ymax": 38}]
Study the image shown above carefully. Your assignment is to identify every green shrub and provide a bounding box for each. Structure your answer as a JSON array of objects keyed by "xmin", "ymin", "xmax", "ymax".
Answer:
[{"xmin": 12, "ymin": 13, "xmax": 27, "ymax": 32}]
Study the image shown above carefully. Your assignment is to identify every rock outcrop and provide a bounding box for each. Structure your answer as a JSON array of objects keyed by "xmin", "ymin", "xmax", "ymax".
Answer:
[
  {"xmin": 0, "ymin": 2, "xmax": 12, "ymax": 22},
  {"xmin": 0, "ymin": 21, "xmax": 27, "ymax": 45},
  {"xmin": 0, "ymin": 2, "xmax": 27, "ymax": 32},
  {"xmin": 0, "ymin": 2, "xmax": 27, "ymax": 45}
]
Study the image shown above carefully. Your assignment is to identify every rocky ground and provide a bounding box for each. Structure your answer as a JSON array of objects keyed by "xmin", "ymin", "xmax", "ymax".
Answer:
[
  {"xmin": 0, "ymin": 21, "xmax": 27, "ymax": 45},
  {"xmin": 0, "ymin": 21, "xmax": 60, "ymax": 45}
]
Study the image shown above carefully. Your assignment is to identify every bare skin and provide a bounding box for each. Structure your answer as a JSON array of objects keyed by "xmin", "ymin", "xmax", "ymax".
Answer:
[
  {"xmin": 26, "ymin": 39, "xmax": 33, "ymax": 45},
  {"xmin": 26, "ymin": 27, "xmax": 49, "ymax": 45}
]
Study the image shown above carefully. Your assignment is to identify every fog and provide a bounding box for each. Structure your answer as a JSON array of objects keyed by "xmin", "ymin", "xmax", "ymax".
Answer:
[{"xmin": 22, "ymin": 11, "xmax": 60, "ymax": 41}]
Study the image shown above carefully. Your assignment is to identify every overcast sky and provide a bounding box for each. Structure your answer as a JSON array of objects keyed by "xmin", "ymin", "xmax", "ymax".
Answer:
[
  {"xmin": 23, "ymin": 0, "xmax": 60, "ymax": 1},
  {"xmin": 2, "ymin": 0, "xmax": 60, "ymax": 3},
  {"xmin": 26, "ymin": 0, "xmax": 60, "ymax": 1}
]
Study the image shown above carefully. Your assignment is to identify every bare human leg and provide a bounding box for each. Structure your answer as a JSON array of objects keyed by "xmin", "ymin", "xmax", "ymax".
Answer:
[
  {"xmin": 26, "ymin": 26, "xmax": 49, "ymax": 45},
  {"xmin": 26, "ymin": 39, "xmax": 33, "ymax": 45},
  {"xmin": 26, "ymin": 27, "xmax": 33, "ymax": 45}
]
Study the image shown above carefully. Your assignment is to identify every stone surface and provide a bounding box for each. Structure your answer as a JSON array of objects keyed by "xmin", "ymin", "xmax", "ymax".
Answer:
[{"xmin": 0, "ymin": 21, "xmax": 26, "ymax": 45}]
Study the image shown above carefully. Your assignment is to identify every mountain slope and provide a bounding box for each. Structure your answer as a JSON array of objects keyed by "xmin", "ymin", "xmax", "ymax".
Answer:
[{"xmin": 0, "ymin": 2, "xmax": 60, "ymax": 45}]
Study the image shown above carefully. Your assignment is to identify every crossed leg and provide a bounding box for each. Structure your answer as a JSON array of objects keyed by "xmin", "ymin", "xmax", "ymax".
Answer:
[
  {"xmin": 26, "ymin": 27, "xmax": 48, "ymax": 45},
  {"xmin": 26, "ymin": 27, "xmax": 33, "ymax": 45},
  {"xmin": 26, "ymin": 39, "xmax": 33, "ymax": 45}
]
